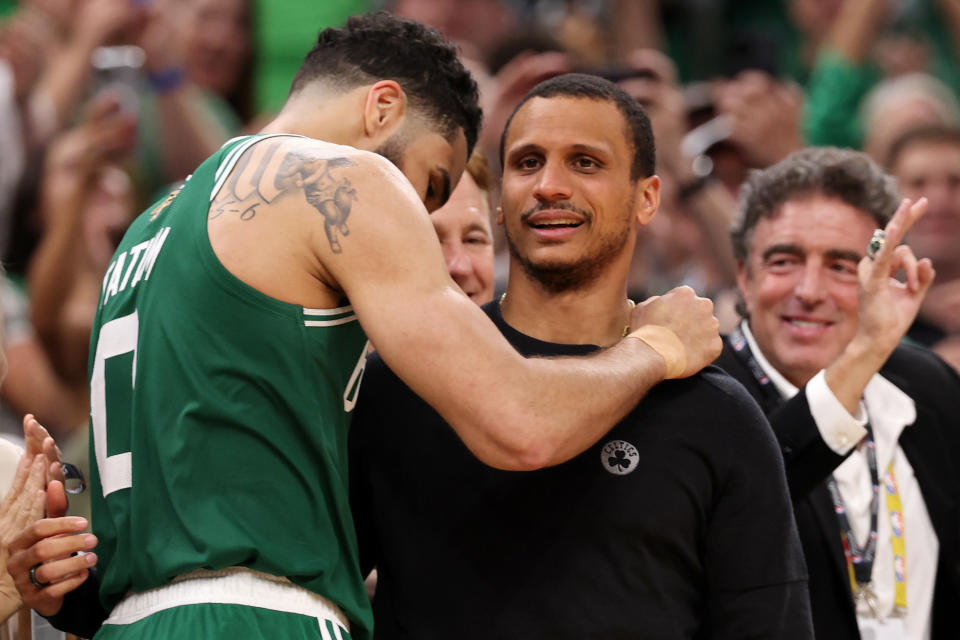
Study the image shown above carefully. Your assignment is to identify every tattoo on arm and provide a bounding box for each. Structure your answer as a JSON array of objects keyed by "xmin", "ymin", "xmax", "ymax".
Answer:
[{"xmin": 211, "ymin": 141, "xmax": 359, "ymax": 254}]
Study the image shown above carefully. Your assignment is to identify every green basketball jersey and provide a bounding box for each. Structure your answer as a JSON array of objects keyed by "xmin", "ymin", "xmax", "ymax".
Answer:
[{"xmin": 87, "ymin": 135, "xmax": 372, "ymax": 638}]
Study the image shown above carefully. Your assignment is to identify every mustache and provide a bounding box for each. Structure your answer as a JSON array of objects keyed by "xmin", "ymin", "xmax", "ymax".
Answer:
[{"xmin": 520, "ymin": 201, "xmax": 593, "ymax": 224}]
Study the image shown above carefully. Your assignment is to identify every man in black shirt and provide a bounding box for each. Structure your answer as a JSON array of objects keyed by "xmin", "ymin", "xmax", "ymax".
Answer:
[{"xmin": 350, "ymin": 73, "xmax": 812, "ymax": 639}]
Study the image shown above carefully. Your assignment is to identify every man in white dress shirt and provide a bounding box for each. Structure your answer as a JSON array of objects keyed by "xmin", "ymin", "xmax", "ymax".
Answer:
[{"xmin": 715, "ymin": 147, "xmax": 960, "ymax": 640}]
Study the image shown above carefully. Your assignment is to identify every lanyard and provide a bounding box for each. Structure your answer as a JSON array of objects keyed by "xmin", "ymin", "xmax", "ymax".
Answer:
[
  {"xmin": 826, "ymin": 425, "xmax": 880, "ymax": 586},
  {"xmin": 831, "ymin": 453, "xmax": 908, "ymax": 615},
  {"xmin": 728, "ymin": 326, "xmax": 782, "ymax": 407},
  {"xmin": 729, "ymin": 324, "xmax": 907, "ymax": 614}
]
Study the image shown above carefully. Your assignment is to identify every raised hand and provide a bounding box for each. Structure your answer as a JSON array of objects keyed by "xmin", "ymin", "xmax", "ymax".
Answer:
[
  {"xmin": 6, "ymin": 516, "xmax": 96, "ymax": 617},
  {"xmin": 853, "ymin": 197, "xmax": 936, "ymax": 362}
]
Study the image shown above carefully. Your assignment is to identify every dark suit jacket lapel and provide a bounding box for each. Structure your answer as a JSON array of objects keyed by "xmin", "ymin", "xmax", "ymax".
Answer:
[{"xmin": 808, "ymin": 483, "xmax": 856, "ymax": 604}]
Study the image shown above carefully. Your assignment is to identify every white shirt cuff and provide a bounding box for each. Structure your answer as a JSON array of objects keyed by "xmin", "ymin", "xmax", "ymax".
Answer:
[{"xmin": 805, "ymin": 370, "xmax": 868, "ymax": 455}]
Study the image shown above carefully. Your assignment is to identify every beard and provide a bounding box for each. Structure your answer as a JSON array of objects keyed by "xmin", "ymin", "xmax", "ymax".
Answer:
[
  {"xmin": 373, "ymin": 133, "xmax": 405, "ymax": 172},
  {"xmin": 504, "ymin": 198, "xmax": 634, "ymax": 294}
]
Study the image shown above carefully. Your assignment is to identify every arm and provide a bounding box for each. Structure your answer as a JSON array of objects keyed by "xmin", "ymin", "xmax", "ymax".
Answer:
[
  {"xmin": 714, "ymin": 71, "xmax": 804, "ymax": 170},
  {"xmin": 138, "ymin": 0, "xmax": 235, "ymax": 181},
  {"xmin": 27, "ymin": 95, "xmax": 136, "ymax": 384},
  {"xmin": 30, "ymin": 0, "xmax": 140, "ymax": 140},
  {"xmin": 291, "ymin": 146, "xmax": 720, "ymax": 470},
  {"xmin": 0, "ymin": 338, "xmax": 88, "ymax": 436},
  {"xmin": 622, "ymin": 50, "xmax": 740, "ymax": 287},
  {"xmin": 822, "ymin": 198, "xmax": 934, "ymax": 414},
  {"xmin": 802, "ymin": 0, "xmax": 889, "ymax": 148}
]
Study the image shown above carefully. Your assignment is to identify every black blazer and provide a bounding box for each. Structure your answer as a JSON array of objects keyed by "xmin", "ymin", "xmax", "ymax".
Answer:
[{"xmin": 716, "ymin": 340, "xmax": 960, "ymax": 639}]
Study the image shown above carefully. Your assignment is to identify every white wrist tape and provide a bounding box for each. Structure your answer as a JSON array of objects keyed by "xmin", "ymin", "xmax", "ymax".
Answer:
[{"xmin": 626, "ymin": 325, "xmax": 687, "ymax": 379}]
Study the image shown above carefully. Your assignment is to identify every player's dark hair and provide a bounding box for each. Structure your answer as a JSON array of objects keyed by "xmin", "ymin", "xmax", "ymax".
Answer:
[
  {"xmin": 290, "ymin": 12, "xmax": 482, "ymax": 155},
  {"xmin": 499, "ymin": 73, "xmax": 655, "ymax": 181}
]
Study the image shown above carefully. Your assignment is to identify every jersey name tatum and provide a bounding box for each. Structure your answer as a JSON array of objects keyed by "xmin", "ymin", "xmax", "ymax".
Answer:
[{"xmin": 99, "ymin": 226, "xmax": 172, "ymax": 309}]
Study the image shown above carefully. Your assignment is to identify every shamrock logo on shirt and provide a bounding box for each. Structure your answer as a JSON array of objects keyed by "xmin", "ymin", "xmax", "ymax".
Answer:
[
  {"xmin": 609, "ymin": 449, "xmax": 632, "ymax": 471},
  {"xmin": 601, "ymin": 440, "xmax": 639, "ymax": 476}
]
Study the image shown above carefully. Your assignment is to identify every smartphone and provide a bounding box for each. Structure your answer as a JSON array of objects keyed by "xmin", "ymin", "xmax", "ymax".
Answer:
[{"xmin": 90, "ymin": 45, "xmax": 146, "ymax": 119}]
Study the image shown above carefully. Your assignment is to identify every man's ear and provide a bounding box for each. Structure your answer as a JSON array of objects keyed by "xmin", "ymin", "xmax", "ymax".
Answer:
[
  {"xmin": 362, "ymin": 80, "xmax": 407, "ymax": 142},
  {"xmin": 634, "ymin": 175, "xmax": 661, "ymax": 226}
]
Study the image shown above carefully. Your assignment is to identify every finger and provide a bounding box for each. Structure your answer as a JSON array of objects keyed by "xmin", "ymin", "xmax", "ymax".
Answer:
[
  {"xmin": 42, "ymin": 435, "xmax": 62, "ymax": 465},
  {"xmin": 39, "ymin": 567, "xmax": 91, "ymax": 600},
  {"xmin": 33, "ymin": 570, "xmax": 90, "ymax": 610},
  {"xmin": 23, "ymin": 413, "xmax": 46, "ymax": 457},
  {"xmin": 23, "ymin": 457, "xmax": 47, "ymax": 523},
  {"xmin": 30, "ymin": 551, "xmax": 97, "ymax": 587},
  {"xmin": 46, "ymin": 479, "xmax": 69, "ymax": 519},
  {"xmin": 883, "ymin": 197, "xmax": 928, "ymax": 256},
  {"xmin": 9, "ymin": 532, "xmax": 97, "ymax": 579},
  {"xmin": 865, "ymin": 199, "xmax": 913, "ymax": 275},
  {"xmin": 83, "ymin": 92, "xmax": 122, "ymax": 123},
  {"xmin": 7, "ymin": 517, "xmax": 89, "ymax": 555},
  {"xmin": 48, "ymin": 459, "xmax": 65, "ymax": 486},
  {"xmin": 917, "ymin": 258, "xmax": 936, "ymax": 296},
  {"xmin": 892, "ymin": 244, "xmax": 920, "ymax": 292},
  {"xmin": 7, "ymin": 456, "xmax": 45, "ymax": 533}
]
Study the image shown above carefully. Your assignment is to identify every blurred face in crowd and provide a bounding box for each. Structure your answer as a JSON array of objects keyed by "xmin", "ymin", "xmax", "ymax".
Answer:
[
  {"xmin": 499, "ymin": 96, "xmax": 658, "ymax": 291},
  {"xmin": 891, "ymin": 140, "xmax": 960, "ymax": 273},
  {"xmin": 737, "ymin": 194, "xmax": 875, "ymax": 387},
  {"xmin": 184, "ymin": 0, "xmax": 251, "ymax": 96},
  {"xmin": 432, "ymin": 172, "xmax": 495, "ymax": 304},
  {"xmin": 863, "ymin": 99, "xmax": 947, "ymax": 164}
]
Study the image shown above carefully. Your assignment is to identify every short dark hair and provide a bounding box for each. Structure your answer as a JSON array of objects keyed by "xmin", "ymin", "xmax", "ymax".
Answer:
[
  {"xmin": 291, "ymin": 12, "xmax": 482, "ymax": 156},
  {"xmin": 731, "ymin": 147, "xmax": 900, "ymax": 264},
  {"xmin": 499, "ymin": 73, "xmax": 655, "ymax": 180},
  {"xmin": 886, "ymin": 124, "xmax": 960, "ymax": 170}
]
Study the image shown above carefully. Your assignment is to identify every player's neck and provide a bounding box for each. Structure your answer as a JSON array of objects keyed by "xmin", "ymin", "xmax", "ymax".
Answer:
[
  {"xmin": 500, "ymin": 269, "xmax": 632, "ymax": 348},
  {"xmin": 261, "ymin": 87, "xmax": 366, "ymax": 148}
]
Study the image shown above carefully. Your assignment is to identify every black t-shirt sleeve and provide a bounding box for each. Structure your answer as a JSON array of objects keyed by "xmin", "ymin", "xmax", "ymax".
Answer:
[
  {"xmin": 43, "ymin": 566, "xmax": 108, "ymax": 638},
  {"xmin": 698, "ymin": 377, "xmax": 814, "ymax": 639}
]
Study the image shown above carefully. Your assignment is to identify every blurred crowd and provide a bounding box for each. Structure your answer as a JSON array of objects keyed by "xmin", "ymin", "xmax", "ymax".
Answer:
[{"xmin": 2, "ymin": 0, "xmax": 960, "ymax": 463}]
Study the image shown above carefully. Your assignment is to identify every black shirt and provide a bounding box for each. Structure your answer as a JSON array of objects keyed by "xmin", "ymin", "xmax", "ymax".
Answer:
[{"xmin": 349, "ymin": 301, "xmax": 812, "ymax": 639}]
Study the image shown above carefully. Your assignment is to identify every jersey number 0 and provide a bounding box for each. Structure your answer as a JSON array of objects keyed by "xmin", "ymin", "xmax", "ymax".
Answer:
[{"xmin": 91, "ymin": 311, "xmax": 138, "ymax": 496}]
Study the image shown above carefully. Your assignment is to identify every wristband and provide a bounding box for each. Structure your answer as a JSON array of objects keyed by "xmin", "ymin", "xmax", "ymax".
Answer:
[
  {"xmin": 625, "ymin": 325, "xmax": 686, "ymax": 379},
  {"xmin": 148, "ymin": 67, "xmax": 186, "ymax": 94}
]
